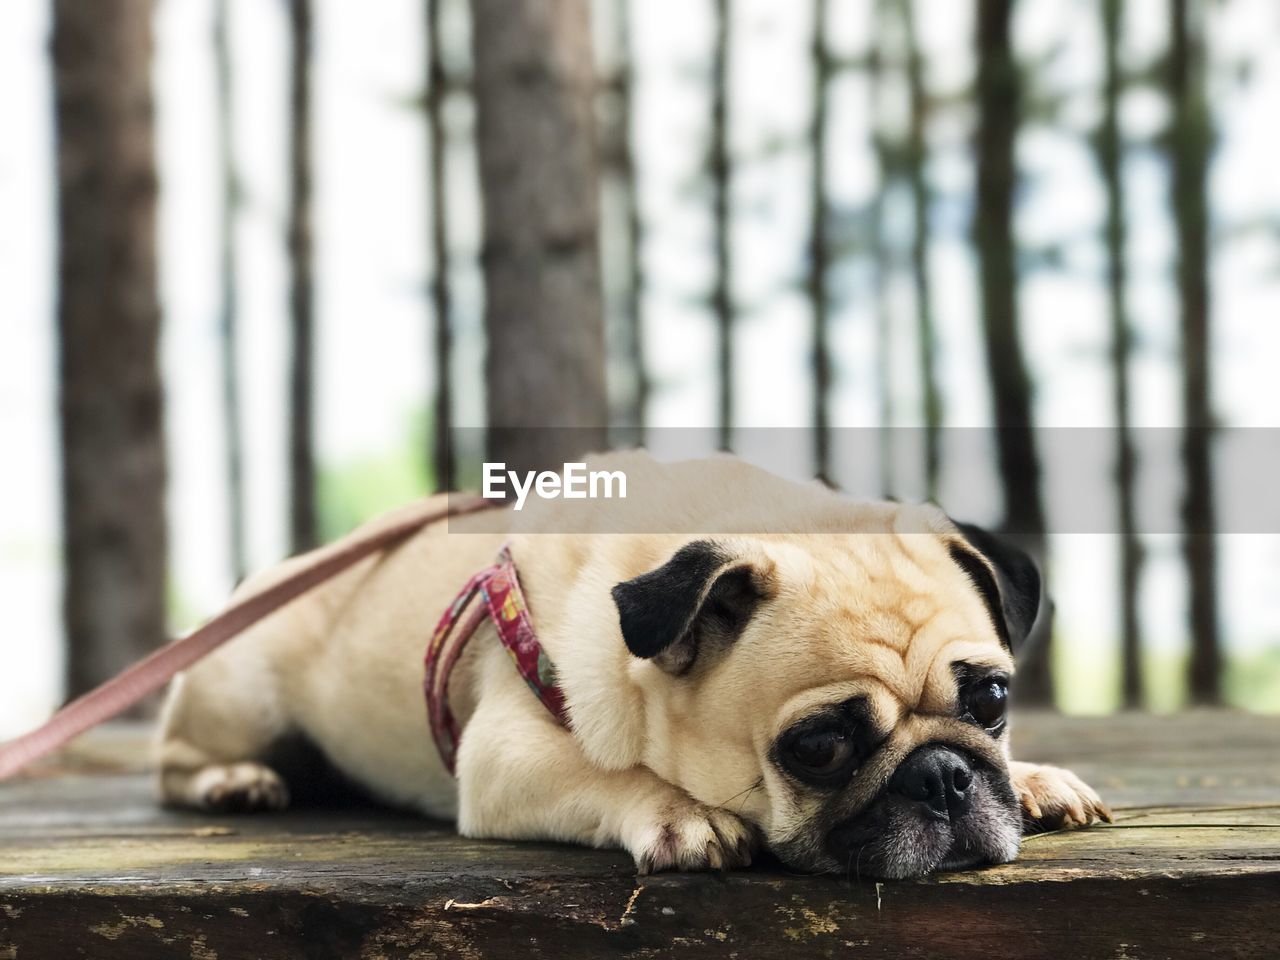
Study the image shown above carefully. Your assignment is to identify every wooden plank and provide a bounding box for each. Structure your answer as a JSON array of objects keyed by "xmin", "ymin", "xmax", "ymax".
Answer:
[{"xmin": 1, "ymin": 712, "xmax": 1278, "ymax": 958}]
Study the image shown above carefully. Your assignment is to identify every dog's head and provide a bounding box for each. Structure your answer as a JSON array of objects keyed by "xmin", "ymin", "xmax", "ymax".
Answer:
[{"xmin": 608, "ymin": 512, "xmax": 1040, "ymax": 880}]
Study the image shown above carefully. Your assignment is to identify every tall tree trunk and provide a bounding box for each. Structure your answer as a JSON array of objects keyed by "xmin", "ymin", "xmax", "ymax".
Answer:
[
  {"xmin": 427, "ymin": 0, "xmax": 456, "ymax": 490},
  {"xmin": 213, "ymin": 0, "xmax": 246, "ymax": 583},
  {"xmin": 470, "ymin": 0, "xmax": 607, "ymax": 477},
  {"xmin": 808, "ymin": 0, "xmax": 832, "ymax": 483},
  {"xmin": 287, "ymin": 0, "xmax": 317, "ymax": 553},
  {"xmin": 901, "ymin": 0, "xmax": 942, "ymax": 502},
  {"xmin": 1168, "ymin": 0, "xmax": 1220, "ymax": 704},
  {"xmin": 869, "ymin": 0, "xmax": 893, "ymax": 499},
  {"xmin": 974, "ymin": 0, "xmax": 1051, "ymax": 703},
  {"xmin": 53, "ymin": 0, "xmax": 167, "ymax": 697},
  {"xmin": 617, "ymin": 0, "xmax": 648, "ymax": 440},
  {"xmin": 1098, "ymin": 0, "xmax": 1144, "ymax": 708},
  {"xmin": 711, "ymin": 0, "xmax": 733, "ymax": 452}
]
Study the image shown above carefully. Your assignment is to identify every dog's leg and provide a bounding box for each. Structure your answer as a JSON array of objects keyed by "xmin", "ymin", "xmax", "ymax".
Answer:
[
  {"xmin": 456, "ymin": 693, "xmax": 758, "ymax": 873},
  {"xmin": 156, "ymin": 649, "xmax": 291, "ymax": 813},
  {"xmin": 1008, "ymin": 760, "xmax": 1112, "ymax": 830}
]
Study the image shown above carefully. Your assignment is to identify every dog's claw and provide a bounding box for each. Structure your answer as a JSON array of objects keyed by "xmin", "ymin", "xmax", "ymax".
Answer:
[
  {"xmin": 627, "ymin": 799, "xmax": 757, "ymax": 874},
  {"xmin": 1009, "ymin": 760, "xmax": 1108, "ymax": 832}
]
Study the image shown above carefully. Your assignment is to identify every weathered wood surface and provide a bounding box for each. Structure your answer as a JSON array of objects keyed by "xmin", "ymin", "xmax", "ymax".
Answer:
[{"xmin": 1, "ymin": 712, "xmax": 1278, "ymax": 958}]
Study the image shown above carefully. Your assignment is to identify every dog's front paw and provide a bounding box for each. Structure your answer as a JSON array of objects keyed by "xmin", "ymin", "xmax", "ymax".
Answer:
[
  {"xmin": 627, "ymin": 799, "xmax": 758, "ymax": 874},
  {"xmin": 190, "ymin": 762, "xmax": 290, "ymax": 813},
  {"xmin": 1009, "ymin": 761, "xmax": 1111, "ymax": 831}
]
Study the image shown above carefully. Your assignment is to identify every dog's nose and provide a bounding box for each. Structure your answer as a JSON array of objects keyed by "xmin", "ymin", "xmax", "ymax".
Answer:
[{"xmin": 889, "ymin": 745, "xmax": 974, "ymax": 819}]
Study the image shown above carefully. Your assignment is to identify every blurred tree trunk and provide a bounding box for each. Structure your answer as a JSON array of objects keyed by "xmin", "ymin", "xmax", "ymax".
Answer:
[
  {"xmin": 599, "ymin": 0, "xmax": 647, "ymax": 445},
  {"xmin": 711, "ymin": 0, "xmax": 733, "ymax": 452},
  {"xmin": 53, "ymin": 0, "xmax": 167, "ymax": 697},
  {"xmin": 470, "ymin": 0, "xmax": 607, "ymax": 476},
  {"xmin": 808, "ymin": 0, "xmax": 832, "ymax": 484},
  {"xmin": 287, "ymin": 0, "xmax": 317, "ymax": 553},
  {"xmin": 1168, "ymin": 0, "xmax": 1221, "ymax": 704},
  {"xmin": 901, "ymin": 0, "xmax": 941, "ymax": 503},
  {"xmin": 1098, "ymin": 0, "xmax": 1144, "ymax": 708},
  {"xmin": 426, "ymin": 0, "xmax": 456, "ymax": 490},
  {"xmin": 213, "ymin": 0, "xmax": 246, "ymax": 583},
  {"xmin": 616, "ymin": 0, "xmax": 648, "ymax": 439},
  {"xmin": 974, "ymin": 0, "xmax": 1051, "ymax": 703},
  {"xmin": 869, "ymin": 0, "xmax": 893, "ymax": 499}
]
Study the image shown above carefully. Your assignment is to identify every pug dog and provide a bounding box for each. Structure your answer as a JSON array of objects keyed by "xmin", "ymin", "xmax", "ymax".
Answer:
[{"xmin": 157, "ymin": 451, "xmax": 1109, "ymax": 879}]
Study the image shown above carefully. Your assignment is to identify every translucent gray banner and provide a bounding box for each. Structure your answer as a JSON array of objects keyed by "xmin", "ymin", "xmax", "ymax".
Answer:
[{"xmin": 439, "ymin": 427, "xmax": 1280, "ymax": 534}]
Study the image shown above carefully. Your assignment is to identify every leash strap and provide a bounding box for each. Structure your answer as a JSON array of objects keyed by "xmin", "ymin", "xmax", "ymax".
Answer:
[
  {"xmin": 0, "ymin": 494, "xmax": 495, "ymax": 782},
  {"xmin": 424, "ymin": 545, "xmax": 568, "ymax": 774}
]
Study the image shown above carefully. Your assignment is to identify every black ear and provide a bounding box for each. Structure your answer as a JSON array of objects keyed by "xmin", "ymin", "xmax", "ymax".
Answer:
[
  {"xmin": 948, "ymin": 522, "xmax": 1042, "ymax": 655},
  {"xmin": 611, "ymin": 540, "xmax": 767, "ymax": 674}
]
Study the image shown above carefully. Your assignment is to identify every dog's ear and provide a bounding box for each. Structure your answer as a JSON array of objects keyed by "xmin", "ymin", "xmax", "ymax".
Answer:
[
  {"xmin": 947, "ymin": 522, "xmax": 1042, "ymax": 655},
  {"xmin": 611, "ymin": 540, "xmax": 769, "ymax": 675}
]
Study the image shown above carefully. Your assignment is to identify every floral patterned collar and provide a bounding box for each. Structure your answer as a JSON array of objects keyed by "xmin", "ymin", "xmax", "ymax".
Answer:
[{"xmin": 423, "ymin": 544, "xmax": 568, "ymax": 774}]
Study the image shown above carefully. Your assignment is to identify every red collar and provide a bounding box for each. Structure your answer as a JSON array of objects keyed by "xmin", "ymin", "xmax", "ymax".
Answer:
[{"xmin": 423, "ymin": 544, "xmax": 568, "ymax": 774}]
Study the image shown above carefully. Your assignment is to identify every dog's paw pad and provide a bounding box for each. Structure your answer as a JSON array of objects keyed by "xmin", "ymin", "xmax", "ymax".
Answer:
[
  {"xmin": 192, "ymin": 762, "xmax": 290, "ymax": 813},
  {"xmin": 1010, "ymin": 761, "xmax": 1111, "ymax": 832},
  {"xmin": 632, "ymin": 801, "xmax": 757, "ymax": 874}
]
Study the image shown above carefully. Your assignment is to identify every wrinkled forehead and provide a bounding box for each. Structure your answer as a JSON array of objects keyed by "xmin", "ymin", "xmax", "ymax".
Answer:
[{"xmin": 765, "ymin": 529, "xmax": 1013, "ymax": 719}]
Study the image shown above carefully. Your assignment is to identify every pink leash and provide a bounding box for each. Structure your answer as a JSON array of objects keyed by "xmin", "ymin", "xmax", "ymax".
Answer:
[{"xmin": 0, "ymin": 494, "xmax": 496, "ymax": 781}]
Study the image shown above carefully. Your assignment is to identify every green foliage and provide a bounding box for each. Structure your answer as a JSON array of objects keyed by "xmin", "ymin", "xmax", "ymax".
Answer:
[
  {"xmin": 317, "ymin": 409, "xmax": 434, "ymax": 542},
  {"xmin": 1142, "ymin": 654, "xmax": 1192, "ymax": 714},
  {"xmin": 1055, "ymin": 641, "xmax": 1280, "ymax": 715},
  {"xmin": 166, "ymin": 576, "xmax": 200, "ymax": 636},
  {"xmin": 1225, "ymin": 649, "xmax": 1280, "ymax": 714}
]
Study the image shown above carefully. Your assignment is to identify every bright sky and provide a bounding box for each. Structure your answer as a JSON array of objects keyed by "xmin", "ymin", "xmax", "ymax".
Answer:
[{"xmin": 2, "ymin": 0, "xmax": 1279, "ymax": 735}]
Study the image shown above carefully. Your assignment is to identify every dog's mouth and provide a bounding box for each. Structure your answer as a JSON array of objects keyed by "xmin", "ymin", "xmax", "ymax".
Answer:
[
  {"xmin": 828, "ymin": 791, "xmax": 1022, "ymax": 880},
  {"xmin": 833, "ymin": 746, "xmax": 1022, "ymax": 880},
  {"xmin": 776, "ymin": 744, "xmax": 1023, "ymax": 881}
]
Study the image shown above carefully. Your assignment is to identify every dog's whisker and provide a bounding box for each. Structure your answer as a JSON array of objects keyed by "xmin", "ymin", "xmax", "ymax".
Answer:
[
  {"xmin": 717, "ymin": 777, "xmax": 763, "ymax": 813},
  {"xmin": 716, "ymin": 784, "xmax": 753, "ymax": 808}
]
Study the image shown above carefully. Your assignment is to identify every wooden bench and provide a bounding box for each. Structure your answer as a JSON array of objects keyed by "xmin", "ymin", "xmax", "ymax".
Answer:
[{"xmin": 2, "ymin": 712, "xmax": 1277, "ymax": 958}]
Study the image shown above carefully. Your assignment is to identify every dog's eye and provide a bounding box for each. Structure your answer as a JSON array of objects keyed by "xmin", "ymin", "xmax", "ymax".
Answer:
[
  {"xmin": 784, "ymin": 727, "xmax": 856, "ymax": 781},
  {"xmin": 965, "ymin": 677, "xmax": 1009, "ymax": 730}
]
